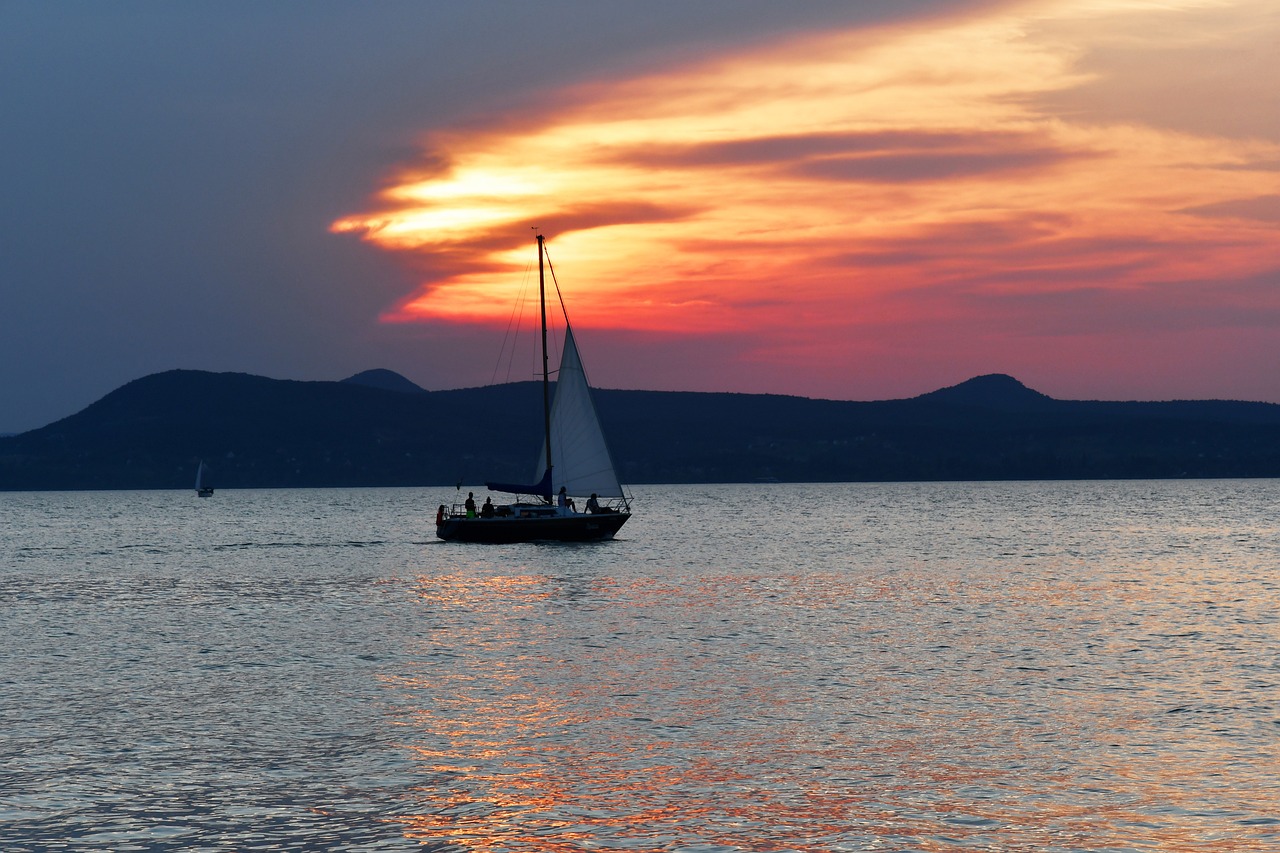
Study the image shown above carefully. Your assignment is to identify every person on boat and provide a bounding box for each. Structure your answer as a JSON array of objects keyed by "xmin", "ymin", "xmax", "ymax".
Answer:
[
  {"xmin": 557, "ymin": 486, "xmax": 576, "ymax": 512},
  {"xmin": 436, "ymin": 504, "xmax": 446, "ymax": 525},
  {"xmin": 481, "ymin": 496, "xmax": 495, "ymax": 518},
  {"xmin": 464, "ymin": 492, "xmax": 477, "ymax": 518},
  {"xmin": 585, "ymin": 493, "xmax": 600, "ymax": 513}
]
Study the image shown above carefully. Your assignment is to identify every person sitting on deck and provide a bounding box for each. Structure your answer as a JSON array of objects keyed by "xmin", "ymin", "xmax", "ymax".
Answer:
[
  {"xmin": 557, "ymin": 486, "xmax": 576, "ymax": 512},
  {"xmin": 585, "ymin": 493, "xmax": 600, "ymax": 513},
  {"xmin": 481, "ymin": 496, "xmax": 495, "ymax": 518}
]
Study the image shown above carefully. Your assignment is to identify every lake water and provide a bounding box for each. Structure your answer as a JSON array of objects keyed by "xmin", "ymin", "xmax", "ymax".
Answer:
[{"xmin": 2, "ymin": 481, "xmax": 1278, "ymax": 852}]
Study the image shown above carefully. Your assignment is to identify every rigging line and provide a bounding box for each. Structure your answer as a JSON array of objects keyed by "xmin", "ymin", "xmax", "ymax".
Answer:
[
  {"xmin": 540, "ymin": 239, "xmax": 566, "ymax": 375},
  {"xmin": 542, "ymin": 241, "xmax": 572, "ymax": 328},
  {"xmin": 543, "ymin": 239, "xmax": 605, "ymax": 388},
  {"xmin": 491, "ymin": 255, "xmax": 537, "ymax": 385}
]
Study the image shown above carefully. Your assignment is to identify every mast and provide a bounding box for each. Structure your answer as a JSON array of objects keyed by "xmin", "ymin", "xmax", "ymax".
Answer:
[{"xmin": 538, "ymin": 233, "xmax": 553, "ymax": 479}]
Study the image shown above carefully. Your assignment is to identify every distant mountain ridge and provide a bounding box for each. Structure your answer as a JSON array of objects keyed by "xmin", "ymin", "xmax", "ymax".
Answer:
[{"xmin": 1, "ymin": 369, "xmax": 1278, "ymax": 490}]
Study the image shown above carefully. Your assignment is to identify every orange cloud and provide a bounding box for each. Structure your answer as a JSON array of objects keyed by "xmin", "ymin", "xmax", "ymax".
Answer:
[{"xmin": 333, "ymin": 0, "xmax": 1280, "ymax": 398}]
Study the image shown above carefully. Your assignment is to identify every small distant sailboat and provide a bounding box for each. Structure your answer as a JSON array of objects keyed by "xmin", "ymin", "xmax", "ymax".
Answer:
[
  {"xmin": 436, "ymin": 233, "xmax": 632, "ymax": 543},
  {"xmin": 195, "ymin": 460, "xmax": 214, "ymax": 498}
]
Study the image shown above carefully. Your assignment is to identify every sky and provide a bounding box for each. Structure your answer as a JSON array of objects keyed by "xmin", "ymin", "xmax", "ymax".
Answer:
[{"xmin": 4, "ymin": 0, "xmax": 1279, "ymax": 433}]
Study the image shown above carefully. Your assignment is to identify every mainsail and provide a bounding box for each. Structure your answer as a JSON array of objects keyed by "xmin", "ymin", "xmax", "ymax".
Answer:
[{"xmin": 540, "ymin": 325, "xmax": 624, "ymax": 498}]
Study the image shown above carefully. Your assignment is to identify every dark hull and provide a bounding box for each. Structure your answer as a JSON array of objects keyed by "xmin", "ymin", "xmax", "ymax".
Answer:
[{"xmin": 437, "ymin": 511, "xmax": 630, "ymax": 543}]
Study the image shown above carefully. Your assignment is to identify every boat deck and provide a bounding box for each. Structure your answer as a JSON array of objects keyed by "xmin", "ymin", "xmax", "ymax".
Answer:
[{"xmin": 437, "ymin": 503, "xmax": 630, "ymax": 543}]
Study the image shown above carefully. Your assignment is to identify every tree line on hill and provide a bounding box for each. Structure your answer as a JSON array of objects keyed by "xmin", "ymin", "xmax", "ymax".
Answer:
[{"xmin": 1, "ymin": 369, "xmax": 1278, "ymax": 491}]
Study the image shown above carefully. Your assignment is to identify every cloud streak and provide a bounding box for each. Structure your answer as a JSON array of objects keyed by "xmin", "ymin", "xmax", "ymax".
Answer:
[
  {"xmin": 14, "ymin": 0, "xmax": 1270, "ymax": 432},
  {"xmin": 335, "ymin": 0, "xmax": 1280, "ymax": 402}
]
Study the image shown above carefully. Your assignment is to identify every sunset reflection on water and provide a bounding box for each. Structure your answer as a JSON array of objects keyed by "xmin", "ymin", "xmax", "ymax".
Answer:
[
  {"xmin": 383, "ymin": 483, "xmax": 1280, "ymax": 851},
  {"xmin": 4, "ymin": 484, "xmax": 1275, "ymax": 850}
]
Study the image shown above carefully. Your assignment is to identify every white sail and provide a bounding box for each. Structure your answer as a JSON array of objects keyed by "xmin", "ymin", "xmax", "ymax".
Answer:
[{"xmin": 538, "ymin": 325, "xmax": 625, "ymax": 498}]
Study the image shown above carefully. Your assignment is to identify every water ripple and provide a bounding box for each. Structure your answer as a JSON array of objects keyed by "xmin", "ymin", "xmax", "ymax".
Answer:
[{"xmin": 2, "ymin": 482, "xmax": 1279, "ymax": 849}]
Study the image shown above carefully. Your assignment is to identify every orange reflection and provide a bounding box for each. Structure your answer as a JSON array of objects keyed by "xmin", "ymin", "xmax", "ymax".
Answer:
[{"xmin": 382, "ymin": 564, "xmax": 1280, "ymax": 851}]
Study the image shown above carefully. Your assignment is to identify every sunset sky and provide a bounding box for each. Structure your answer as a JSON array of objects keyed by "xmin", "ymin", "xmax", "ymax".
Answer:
[{"xmin": 4, "ymin": 1, "xmax": 1279, "ymax": 432}]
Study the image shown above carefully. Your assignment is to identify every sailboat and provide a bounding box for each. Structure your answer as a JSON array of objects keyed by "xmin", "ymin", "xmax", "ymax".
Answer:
[
  {"xmin": 195, "ymin": 460, "xmax": 214, "ymax": 498},
  {"xmin": 436, "ymin": 233, "xmax": 632, "ymax": 543}
]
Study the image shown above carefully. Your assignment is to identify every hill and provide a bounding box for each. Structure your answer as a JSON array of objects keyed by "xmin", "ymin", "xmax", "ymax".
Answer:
[
  {"xmin": 1, "ymin": 370, "xmax": 1279, "ymax": 490},
  {"xmin": 341, "ymin": 368, "xmax": 426, "ymax": 394}
]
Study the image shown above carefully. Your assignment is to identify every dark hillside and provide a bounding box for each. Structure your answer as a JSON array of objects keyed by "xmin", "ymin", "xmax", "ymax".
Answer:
[
  {"xmin": 341, "ymin": 369, "xmax": 426, "ymax": 394},
  {"xmin": 2, "ymin": 369, "xmax": 1279, "ymax": 490},
  {"xmin": 0, "ymin": 371, "xmax": 545, "ymax": 490}
]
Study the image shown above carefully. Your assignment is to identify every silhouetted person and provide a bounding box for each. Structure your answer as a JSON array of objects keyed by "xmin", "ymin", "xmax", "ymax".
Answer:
[
  {"xmin": 464, "ymin": 491, "xmax": 477, "ymax": 518},
  {"xmin": 557, "ymin": 486, "xmax": 576, "ymax": 512},
  {"xmin": 481, "ymin": 496, "xmax": 495, "ymax": 518},
  {"xmin": 585, "ymin": 493, "xmax": 600, "ymax": 513}
]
